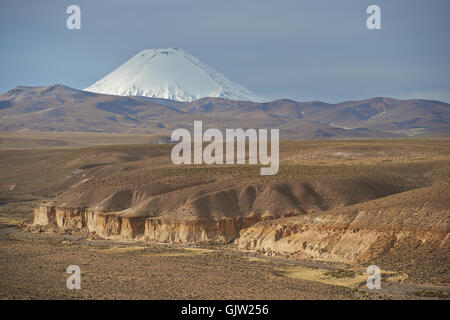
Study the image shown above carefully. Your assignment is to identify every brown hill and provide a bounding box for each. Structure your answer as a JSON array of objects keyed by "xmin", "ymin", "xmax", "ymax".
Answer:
[
  {"xmin": 236, "ymin": 183, "xmax": 450, "ymax": 283},
  {"xmin": 1, "ymin": 85, "xmax": 449, "ymax": 139}
]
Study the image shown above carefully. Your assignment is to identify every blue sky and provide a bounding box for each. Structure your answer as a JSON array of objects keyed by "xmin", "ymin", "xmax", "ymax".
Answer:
[{"xmin": 1, "ymin": 0, "xmax": 449, "ymax": 102}]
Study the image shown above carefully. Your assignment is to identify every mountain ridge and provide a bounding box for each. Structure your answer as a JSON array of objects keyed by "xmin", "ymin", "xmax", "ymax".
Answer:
[{"xmin": 1, "ymin": 84, "xmax": 449, "ymax": 139}]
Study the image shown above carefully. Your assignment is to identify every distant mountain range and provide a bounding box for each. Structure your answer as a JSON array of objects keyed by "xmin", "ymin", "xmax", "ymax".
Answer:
[{"xmin": 0, "ymin": 84, "xmax": 449, "ymax": 139}]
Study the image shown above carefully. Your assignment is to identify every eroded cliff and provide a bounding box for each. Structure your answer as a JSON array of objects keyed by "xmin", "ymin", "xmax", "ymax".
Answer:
[{"xmin": 236, "ymin": 184, "xmax": 450, "ymax": 265}]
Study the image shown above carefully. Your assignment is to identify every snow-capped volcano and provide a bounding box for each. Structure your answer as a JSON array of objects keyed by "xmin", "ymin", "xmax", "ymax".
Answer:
[{"xmin": 84, "ymin": 48, "xmax": 266, "ymax": 102}]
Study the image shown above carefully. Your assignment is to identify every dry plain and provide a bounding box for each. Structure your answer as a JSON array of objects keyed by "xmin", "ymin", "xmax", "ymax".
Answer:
[{"xmin": 0, "ymin": 133, "xmax": 449, "ymax": 299}]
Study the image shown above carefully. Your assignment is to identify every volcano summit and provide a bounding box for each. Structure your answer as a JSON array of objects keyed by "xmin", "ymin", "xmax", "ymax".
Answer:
[{"xmin": 84, "ymin": 48, "xmax": 266, "ymax": 102}]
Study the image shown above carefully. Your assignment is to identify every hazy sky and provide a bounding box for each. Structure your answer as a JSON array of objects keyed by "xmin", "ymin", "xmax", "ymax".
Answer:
[{"xmin": 1, "ymin": 0, "xmax": 449, "ymax": 102}]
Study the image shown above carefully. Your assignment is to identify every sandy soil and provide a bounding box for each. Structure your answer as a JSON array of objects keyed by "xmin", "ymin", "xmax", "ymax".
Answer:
[
  {"xmin": 2, "ymin": 227, "xmax": 447, "ymax": 300},
  {"xmin": 0, "ymin": 134, "xmax": 449, "ymax": 299}
]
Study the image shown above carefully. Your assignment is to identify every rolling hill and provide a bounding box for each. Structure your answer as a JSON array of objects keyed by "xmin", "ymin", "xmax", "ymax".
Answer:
[{"xmin": 0, "ymin": 84, "xmax": 449, "ymax": 139}]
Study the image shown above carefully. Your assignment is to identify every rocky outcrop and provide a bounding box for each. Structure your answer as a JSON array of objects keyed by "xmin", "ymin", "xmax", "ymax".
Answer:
[
  {"xmin": 31, "ymin": 201, "xmax": 299, "ymax": 243},
  {"xmin": 33, "ymin": 205, "xmax": 88, "ymax": 230},
  {"xmin": 236, "ymin": 185, "xmax": 450, "ymax": 264},
  {"xmin": 33, "ymin": 205, "xmax": 56, "ymax": 226},
  {"xmin": 31, "ymin": 182, "xmax": 449, "ymax": 265},
  {"xmin": 32, "ymin": 205, "xmax": 144, "ymax": 240},
  {"xmin": 31, "ymin": 205, "xmax": 269, "ymax": 242},
  {"xmin": 144, "ymin": 215, "xmax": 262, "ymax": 243},
  {"xmin": 55, "ymin": 207, "xmax": 87, "ymax": 230},
  {"xmin": 31, "ymin": 181, "xmax": 328, "ymax": 242},
  {"xmin": 237, "ymin": 217, "xmax": 449, "ymax": 264},
  {"xmin": 89, "ymin": 214, "xmax": 146, "ymax": 240}
]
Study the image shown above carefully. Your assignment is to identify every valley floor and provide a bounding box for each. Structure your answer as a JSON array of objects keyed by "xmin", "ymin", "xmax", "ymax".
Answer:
[
  {"xmin": 0, "ymin": 134, "xmax": 449, "ymax": 299},
  {"xmin": 1, "ymin": 226, "xmax": 448, "ymax": 300}
]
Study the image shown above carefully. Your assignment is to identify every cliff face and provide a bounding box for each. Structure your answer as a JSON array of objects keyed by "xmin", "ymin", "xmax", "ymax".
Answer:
[
  {"xmin": 33, "ymin": 205, "xmax": 56, "ymax": 226},
  {"xmin": 236, "ymin": 185, "xmax": 450, "ymax": 264},
  {"xmin": 236, "ymin": 213, "xmax": 448, "ymax": 264},
  {"xmin": 32, "ymin": 205, "xmax": 268, "ymax": 242},
  {"xmin": 31, "ymin": 183, "xmax": 449, "ymax": 267},
  {"xmin": 55, "ymin": 207, "xmax": 87, "ymax": 230},
  {"xmin": 144, "ymin": 216, "xmax": 262, "ymax": 243},
  {"xmin": 31, "ymin": 181, "xmax": 333, "ymax": 242}
]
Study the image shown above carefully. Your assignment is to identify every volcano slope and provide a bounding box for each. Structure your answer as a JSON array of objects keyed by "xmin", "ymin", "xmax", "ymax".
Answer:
[{"xmin": 1, "ymin": 136, "xmax": 449, "ymax": 285}]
